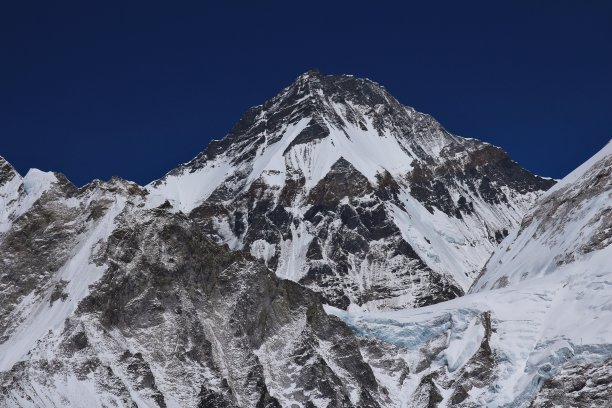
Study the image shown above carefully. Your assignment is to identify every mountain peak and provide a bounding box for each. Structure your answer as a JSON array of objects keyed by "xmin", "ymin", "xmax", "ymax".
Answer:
[
  {"xmin": 286, "ymin": 70, "xmax": 389, "ymax": 104},
  {"xmin": 276, "ymin": 71, "xmax": 413, "ymax": 135},
  {"xmin": 168, "ymin": 71, "xmax": 413, "ymax": 178},
  {"xmin": 147, "ymin": 70, "xmax": 555, "ymax": 310},
  {"xmin": 150, "ymin": 71, "xmax": 553, "ymax": 216},
  {"xmin": 300, "ymin": 69, "xmax": 381, "ymax": 88},
  {"xmin": 0, "ymin": 156, "xmax": 20, "ymax": 186},
  {"xmin": 295, "ymin": 68, "xmax": 322, "ymax": 81}
]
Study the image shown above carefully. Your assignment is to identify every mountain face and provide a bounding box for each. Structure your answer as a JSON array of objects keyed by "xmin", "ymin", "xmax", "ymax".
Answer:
[
  {"xmin": 1, "ymin": 71, "xmax": 608, "ymax": 408},
  {"xmin": 148, "ymin": 70, "xmax": 554, "ymax": 310},
  {"xmin": 0, "ymin": 167, "xmax": 386, "ymax": 407},
  {"xmin": 327, "ymin": 141, "xmax": 612, "ymax": 407}
]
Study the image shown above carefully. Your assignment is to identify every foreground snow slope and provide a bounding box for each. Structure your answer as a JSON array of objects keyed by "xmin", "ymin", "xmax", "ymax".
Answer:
[{"xmin": 327, "ymin": 140, "xmax": 612, "ymax": 407}]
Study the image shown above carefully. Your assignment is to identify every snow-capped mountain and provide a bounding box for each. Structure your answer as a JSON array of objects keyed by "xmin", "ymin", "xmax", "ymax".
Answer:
[
  {"xmin": 0, "ymin": 166, "xmax": 384, "ymax": 406},
  {"xmin": 1, "ymin": 70, "xmax": 608, "ymax": 408},
  {"xmin": 148, "ymin": 70, "xmax": 554, "ymax": 310},
  {"xmin": 327, "ymin": 140, "xmax": 612, "ymax": 407}
]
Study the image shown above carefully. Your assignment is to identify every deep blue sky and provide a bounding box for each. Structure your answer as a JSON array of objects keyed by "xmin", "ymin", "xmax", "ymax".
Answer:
[{"xmin": 1, "ymin": 1, "xmax": 611, "ymax": 186}]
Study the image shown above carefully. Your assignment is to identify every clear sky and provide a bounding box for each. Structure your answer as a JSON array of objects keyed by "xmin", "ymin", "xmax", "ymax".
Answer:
[{"xmin": 1, "ymin": 1, "xmax": 611, "ymax": 186}]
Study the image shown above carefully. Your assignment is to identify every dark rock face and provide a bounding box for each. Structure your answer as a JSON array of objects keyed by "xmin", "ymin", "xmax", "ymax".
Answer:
[
  {"xmin": 412, "ymin": 372, "xmax": 444, "ymax": 408},
  {"xmin": 297, "ymin": 158, "xmax": 463, "ymax": 308},
  {"xmin": 307, "ymin": 158, "xmax": 373, "ymax": 206},
  {"xmin": 0, "ymin": 174, "xmax": 95, "ymax": 339},
  {"xmin": 0, "ymin": 157, "xmax": 18, "ymax": 186},
  {"xmin": 193, "ymin": 154, "xmax": 466, "ymax": 310},
  {"xmin": 284, "ymin": 118, "xmax": 330, "ymax": 153},
  {"xmin": 407, "ymin": 144, "xmax": 555, "ymax": 218},
  {"xmin": 530, "ymin": 358, "xmax": 612, "ymax": 408}
]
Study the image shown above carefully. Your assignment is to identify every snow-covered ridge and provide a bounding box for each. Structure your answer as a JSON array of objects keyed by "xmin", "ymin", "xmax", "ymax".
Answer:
[{"xmin": 544, "ymin": 140, "xmax": 612, "ymax": 196}]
